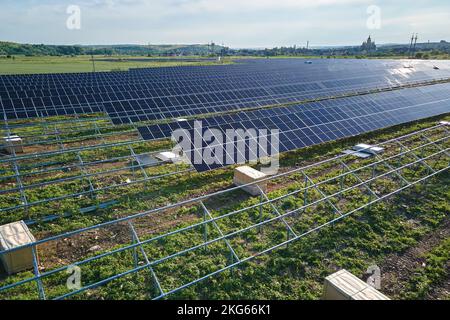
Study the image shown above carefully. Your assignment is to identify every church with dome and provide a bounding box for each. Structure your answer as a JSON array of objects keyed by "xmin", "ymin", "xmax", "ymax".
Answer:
[{"xmin": 361, "ymin": 35, "xmax": 377, "ymax": 52}]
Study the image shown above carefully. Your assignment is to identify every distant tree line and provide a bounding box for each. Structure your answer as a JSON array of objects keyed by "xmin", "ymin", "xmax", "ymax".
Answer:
[
  {"xmin": 228, "ymin": 41, "xmax": 450, "ymax": 58},
  {"xmin": 1, "ymin": 40, "xmax": 449, "ymax": 58},
  {"xmin": 0, "ymin": 42, "xmax": 85, "ymax": 56},
  {"xmin": 0, "ymin": 42, "xmax": 227, "ymax": 57}
]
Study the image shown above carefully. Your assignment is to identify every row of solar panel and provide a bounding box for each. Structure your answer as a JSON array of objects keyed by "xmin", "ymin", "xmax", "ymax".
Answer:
[
  {"xmin": 1, "ymin": 62, "xmax": 438, "ymax": 100},
  {"xmin": 1, "ymin": 68, "xmax": 328, "ymax": 88},
  {"xmin": 104, "ymin": 84, "xmax": 374, "ymax": 125},
  {"xmin": 0, "ymin": 69, "xmax": 440, "ymax": 122},
  {"xmin": 0, "ymin": 61, "xmax": 358, "ymax": 89},
  {"xmin": 96, "ymin": 66, "xmax": 450, "ymax": 125},
  {"xmin": 0, "ymin": 75, "xmax": 326, "ymax": 100},
  {"xmin": 0, "ymin": 76, "xmax": 440, "ymax": 123},
  {"xmin": 138, "ymin": 82, "xmax": 450, "ymax": 171},
  {"xmin": 1, "ymin": 59, "xmax": 450, "ymax": 124},
  {"xmin": 1, "ymin": 58, "xmax": 448, "ymax": 91},
  {"xmin": 130, "ymin": 58, "xmax": 448, "ymax": 77},
  {"xmin": 0, "ymin": 58, "xmax": 403, "ymax": 79},
  {"xmin": 0, "ymin": 62, "xmax": 418, "ymax": 93},
  {"xmin": 139, "ymin": 82, "xmax": 450, "ymax": 140},
  {"xmin": 138, "ymin": 85, "xmax": 446, "ymax": 139},
  {"xmin": 0, "ymin": 65, "xmax": 440, "ymax": 118},
  {"xmin": 190, "ymin": 102, "xmax": 448, "ymax": 172},
  {"xmin": 105, "ymin": 77, "xmax": 449, "ymax": 125}
]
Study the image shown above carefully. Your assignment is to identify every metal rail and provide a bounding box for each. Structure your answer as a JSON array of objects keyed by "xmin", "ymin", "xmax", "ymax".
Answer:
[{"xmin": 0, "ymin": 124, "xmax": 447, "ymax": 300}]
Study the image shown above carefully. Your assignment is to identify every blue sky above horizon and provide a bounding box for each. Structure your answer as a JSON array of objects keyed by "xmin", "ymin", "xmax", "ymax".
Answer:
[{"xmin": 0, "ymin": 0, "xmax": 449, "ymax": 48}]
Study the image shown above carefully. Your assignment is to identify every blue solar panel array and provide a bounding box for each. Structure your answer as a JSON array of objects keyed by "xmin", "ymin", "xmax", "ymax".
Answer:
[
  {"xmin": 138, "ymin": 82, "xmax": 450, "ymax": 172},
  {"xmin": 1, "ymin": 59, "xmax": 450, "ymax": 123}
]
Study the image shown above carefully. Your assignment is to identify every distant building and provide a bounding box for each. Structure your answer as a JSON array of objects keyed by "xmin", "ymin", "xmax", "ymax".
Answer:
[{"xmin": 361, "ymin": 35, "xmax": 377, "ymax": 52}]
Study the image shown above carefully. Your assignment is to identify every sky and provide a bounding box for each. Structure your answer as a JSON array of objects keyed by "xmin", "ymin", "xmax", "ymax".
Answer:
[{"xmin": 0, "ymin": 0, "xmax": 449, "ymax": 48}]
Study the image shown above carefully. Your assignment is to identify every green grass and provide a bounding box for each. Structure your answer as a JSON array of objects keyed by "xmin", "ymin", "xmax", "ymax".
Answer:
[
  {"xmin": 0, "ymin": 55, "xmax": 232, "ymax": 75},
  {"xmin": 0, "ymin": 115, "xmax": 446, "ymax": 235},
  {"xmin": 401, "ymin": 238, "xmax": 450, "ymax": 300},
  {"xmin": 1, "ymin": 158, "xmax": 447, "ymax": 300},
  {"xmin": 0, "ymin": 115, "xmax": 448, "ymax": 300}
]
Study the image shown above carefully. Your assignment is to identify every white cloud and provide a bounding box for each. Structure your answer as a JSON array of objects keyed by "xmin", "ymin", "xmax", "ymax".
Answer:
[
  {"xmin": 383, "ymin": 11, "xmax": 450, "ymax": 29},
  {"xmin": 171, "ymin": 0, "xmax": 370, "ymax": 13},
  {"xmin": 0, "ymin": 0, "xmax": 448, "ymax": 46},
  {"xmin": 75, "ymin": 0, "xmax": 371, "ymax": 16}
]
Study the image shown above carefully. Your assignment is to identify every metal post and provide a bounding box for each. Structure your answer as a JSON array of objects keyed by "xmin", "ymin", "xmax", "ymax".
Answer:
[
  {"xmin": 303, "ymin": 173, "xmax": 308, "ymax": 211},
  {"xmin": 54, "ymin": 125, "xmax": 65, "ymax": 151},
  {"xmin": 229, "ymin": 249, "xmax": 234, "ymax": 276},
  {"xmin": 203, "ymin": 205, "xmax": 208, "ymax": 251},
  {"xmin": 395, "ymin": 140, "xmax": 436, "ymax": 175},
  {"xmin": 339, "ymin": 160, "xmax": 379, "ymax": 201},
  {"xmin": 130, "ymin": 225, "xmax": 138, "ymax": 269},
  {"xmin": 303, "ymin": 172, "xmax": 343, "ymax": 217},
  {"xmin": 32, "ymin": 245, "xmax": 46, "ymax": 300},
  {"xmin": 77, "ymin": 153, "xmax": 96, "ymax": 200},
  {"xmin": 398, "ymin": 145, "xmax": 403, "ymax": 168},
  {"xmin": 128, "ymin": 221, "xmax": 164, "ymax": 297},
  {"xmin": 200, "ymin": 202, "xmax": 240, "ymax": 273},
  {"xmin": 257, "ymin": 186, "xmax": 297, "ymax": 248},
  {"xmin": 94, "ymin": 123, "xmax": 107, "ymax": 145},
  {"xmin": 373, "ymin": 152, "xmax": 410, "ymax": 187},
  {"xmin": 7, "ymin": 136, "xmax": 30, "ymax": 218},
  {"xmin": 129, "ymin": 145, "xmax": 150, "ymax": 191},
  {"xmin": 259, "ymin": 193, "xmax": 263, "ymax": 233}
]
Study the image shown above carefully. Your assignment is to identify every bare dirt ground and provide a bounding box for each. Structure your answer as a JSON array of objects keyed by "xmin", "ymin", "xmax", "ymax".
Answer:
[
  {"xmin": 380, "ymin": 218, "xmax": 450, "ymax": 300},
  {"xmin": 427, "ymin": 279, "xmax": 450, "ymax": 300}
]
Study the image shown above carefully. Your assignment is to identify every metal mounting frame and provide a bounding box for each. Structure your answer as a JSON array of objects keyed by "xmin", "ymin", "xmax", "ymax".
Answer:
[{"xmin": 0, "ymin": 123, "xmax": 448, "ymax": 300}]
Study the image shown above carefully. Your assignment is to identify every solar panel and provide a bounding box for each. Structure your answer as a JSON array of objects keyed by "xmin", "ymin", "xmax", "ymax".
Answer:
[
  {"xmin": 138, "ymin": 82, "xmax": 450, "ymax": 172},
  {"xmin": 104, "ymin": 60, "xmax": 450, "ymax": 124},
  {"xmin": 1, "ymin": 59, "xmax": 450, "ymax": 123}
]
